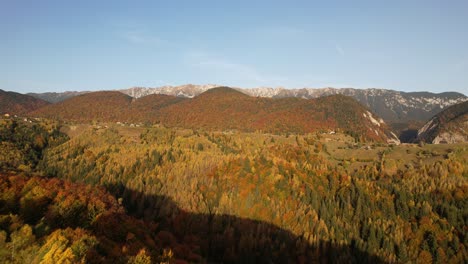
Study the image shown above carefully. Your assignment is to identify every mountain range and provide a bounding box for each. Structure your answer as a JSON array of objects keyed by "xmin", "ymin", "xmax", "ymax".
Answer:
[
  {"xmin": 28, "ymin": 84, "xmax": 467, "ymax": 125},
  {"xmin": 31, "ymin": 87, "xmax": 400, "ymax": 143},
  {"xmin": 4, "ymin": 85, "xmax": 466, "ymax": 143}
]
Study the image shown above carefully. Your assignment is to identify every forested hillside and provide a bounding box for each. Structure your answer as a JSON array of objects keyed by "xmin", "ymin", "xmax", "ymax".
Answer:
[
  {"xmin": 0, "ymin": 174, "xmax": 184, "ymax": 263},
  {"xmin": 0, "ymin": 117, "xmax": 67, "ymax": 173},
  {"xmin": 31, "ymin": 91, "xmax": 133, "ymax": 122},
  {"xmin": 0, "ymin": 118, "xmax": 200, "ymax": 263},
  {"xmin": 39, "ymin": 122, "xmax": 468, "ymax": 263},
  {"xmin": 31, "ymin": 87, "xmax": 399, "ymax": 143},
  {"xmin": 0, "ymin": 116, "xmax": 467, "ymax": 263},
  {"xmin": 0, "ymin": 89, "xmax": 49, "ymax": 115}
]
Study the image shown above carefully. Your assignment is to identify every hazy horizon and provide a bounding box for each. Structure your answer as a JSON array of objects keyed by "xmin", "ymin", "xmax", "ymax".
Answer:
[{"xmin": 1, "ymin": 1, "xmax": 467, "ymax": 94}]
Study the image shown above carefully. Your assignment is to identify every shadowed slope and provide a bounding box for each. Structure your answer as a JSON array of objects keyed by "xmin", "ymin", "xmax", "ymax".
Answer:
[
  {"xmin": 110, "ymin": 184, "xmax": 387, "ymax": 264},
  {"xmin": 0, "ymin": 173, "xmax": 385, "ymax": 263}
]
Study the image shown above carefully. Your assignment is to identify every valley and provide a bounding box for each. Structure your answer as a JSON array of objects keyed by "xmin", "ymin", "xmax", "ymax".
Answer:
[{"xmin": 3, "ymin": 2, "xmax": 468, "ymax": 263}]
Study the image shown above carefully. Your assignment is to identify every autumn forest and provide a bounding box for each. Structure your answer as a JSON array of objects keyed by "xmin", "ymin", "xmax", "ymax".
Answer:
[{"xmin": 0, "ymin": 112, "xmax": 466, "ymax": 264}]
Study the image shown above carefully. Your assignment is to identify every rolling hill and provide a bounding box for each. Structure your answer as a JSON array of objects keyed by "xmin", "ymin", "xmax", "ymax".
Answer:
[
  {"xmin": 417, "ymin": 101, "xmax": 468, "ymax": 144},
  {"xmin": 157, "ymin": 87, "xmax": 399, "ymax": 142},
  {"xmin": 0, "ymin": 89, "xmax": 50, "ymax": 115},
  {"xmin": 32, "ymin": 91, "xmax": 133, "ymax": 122},
  {"xmin": 31, "ymin": 87, "xmax": 399, "ymax": 143}
]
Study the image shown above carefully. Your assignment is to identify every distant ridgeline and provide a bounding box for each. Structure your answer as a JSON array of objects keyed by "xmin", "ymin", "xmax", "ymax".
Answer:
[{"xmin": 0, "ymin": 114, "xmax": 467, "ymax": 263}]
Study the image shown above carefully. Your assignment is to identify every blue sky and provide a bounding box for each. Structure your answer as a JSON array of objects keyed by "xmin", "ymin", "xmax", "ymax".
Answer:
[{"xmin": 1, "ymin": 0, "xmax": 467, "ymax": 94}]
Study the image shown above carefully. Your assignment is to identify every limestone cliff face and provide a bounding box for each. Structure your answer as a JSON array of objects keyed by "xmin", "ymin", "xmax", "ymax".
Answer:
[
  {"xmin": 432, "ymin": 131, "xmax": 467, "ymax": 144},
  {"xmin": 417, "ymin": 102, "xmax": 468, "ymax": 144}
]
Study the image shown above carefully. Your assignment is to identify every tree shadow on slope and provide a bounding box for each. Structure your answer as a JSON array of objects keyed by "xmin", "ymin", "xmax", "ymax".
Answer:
[{"xmin": 102, "ymin": 184, "xmax": 387, "ymax": 264}]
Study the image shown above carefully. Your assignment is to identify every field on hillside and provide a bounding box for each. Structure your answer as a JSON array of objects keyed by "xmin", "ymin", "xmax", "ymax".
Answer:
[{"xmin": 1, "ymin": 117, "xmax": 467, "ymax": 263}]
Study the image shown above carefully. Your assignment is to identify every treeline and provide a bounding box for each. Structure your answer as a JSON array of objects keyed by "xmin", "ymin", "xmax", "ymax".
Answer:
[{"xmin": 39, "ymin": 125, "xmax": 468, "ymax": 263}]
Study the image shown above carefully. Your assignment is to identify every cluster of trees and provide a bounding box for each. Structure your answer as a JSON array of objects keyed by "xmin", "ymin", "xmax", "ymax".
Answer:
[
  {"xmin": 38, "ymin": 125, "xmax": 467, "ymax": 263},
  {"xmin": 0, "ymin": 118, "xmax": 67, "ymax": 172}
]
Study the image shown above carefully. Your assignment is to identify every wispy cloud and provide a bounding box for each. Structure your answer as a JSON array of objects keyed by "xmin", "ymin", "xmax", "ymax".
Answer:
[
  {"xmin": 185, "ymin": 51, "xmax": 286, "ymax": 86},
  {"xmin": 335, "ymin": 44, "xmax": 345, "ymax": 56},
  {"xmin": 120, "ymin": 30, "xmax": 163, "ymax": 45},
  {"xmin": 454, "ymin": 59, "xmax": 467, "ymax": 71},
  {"xmin": 258, "ymin": 26, "xmax": 306, "ymax": 37},
  {"xmin": 154, "ymin": 79, "xmax": 174, "ymax": 86},
  {"xmin": 109, "ymin": 19, "xmax": 165, "ymax": 45},
  {"xmin": 195, "ymin": 59, "xmax": 267, "ymax": 83}
]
